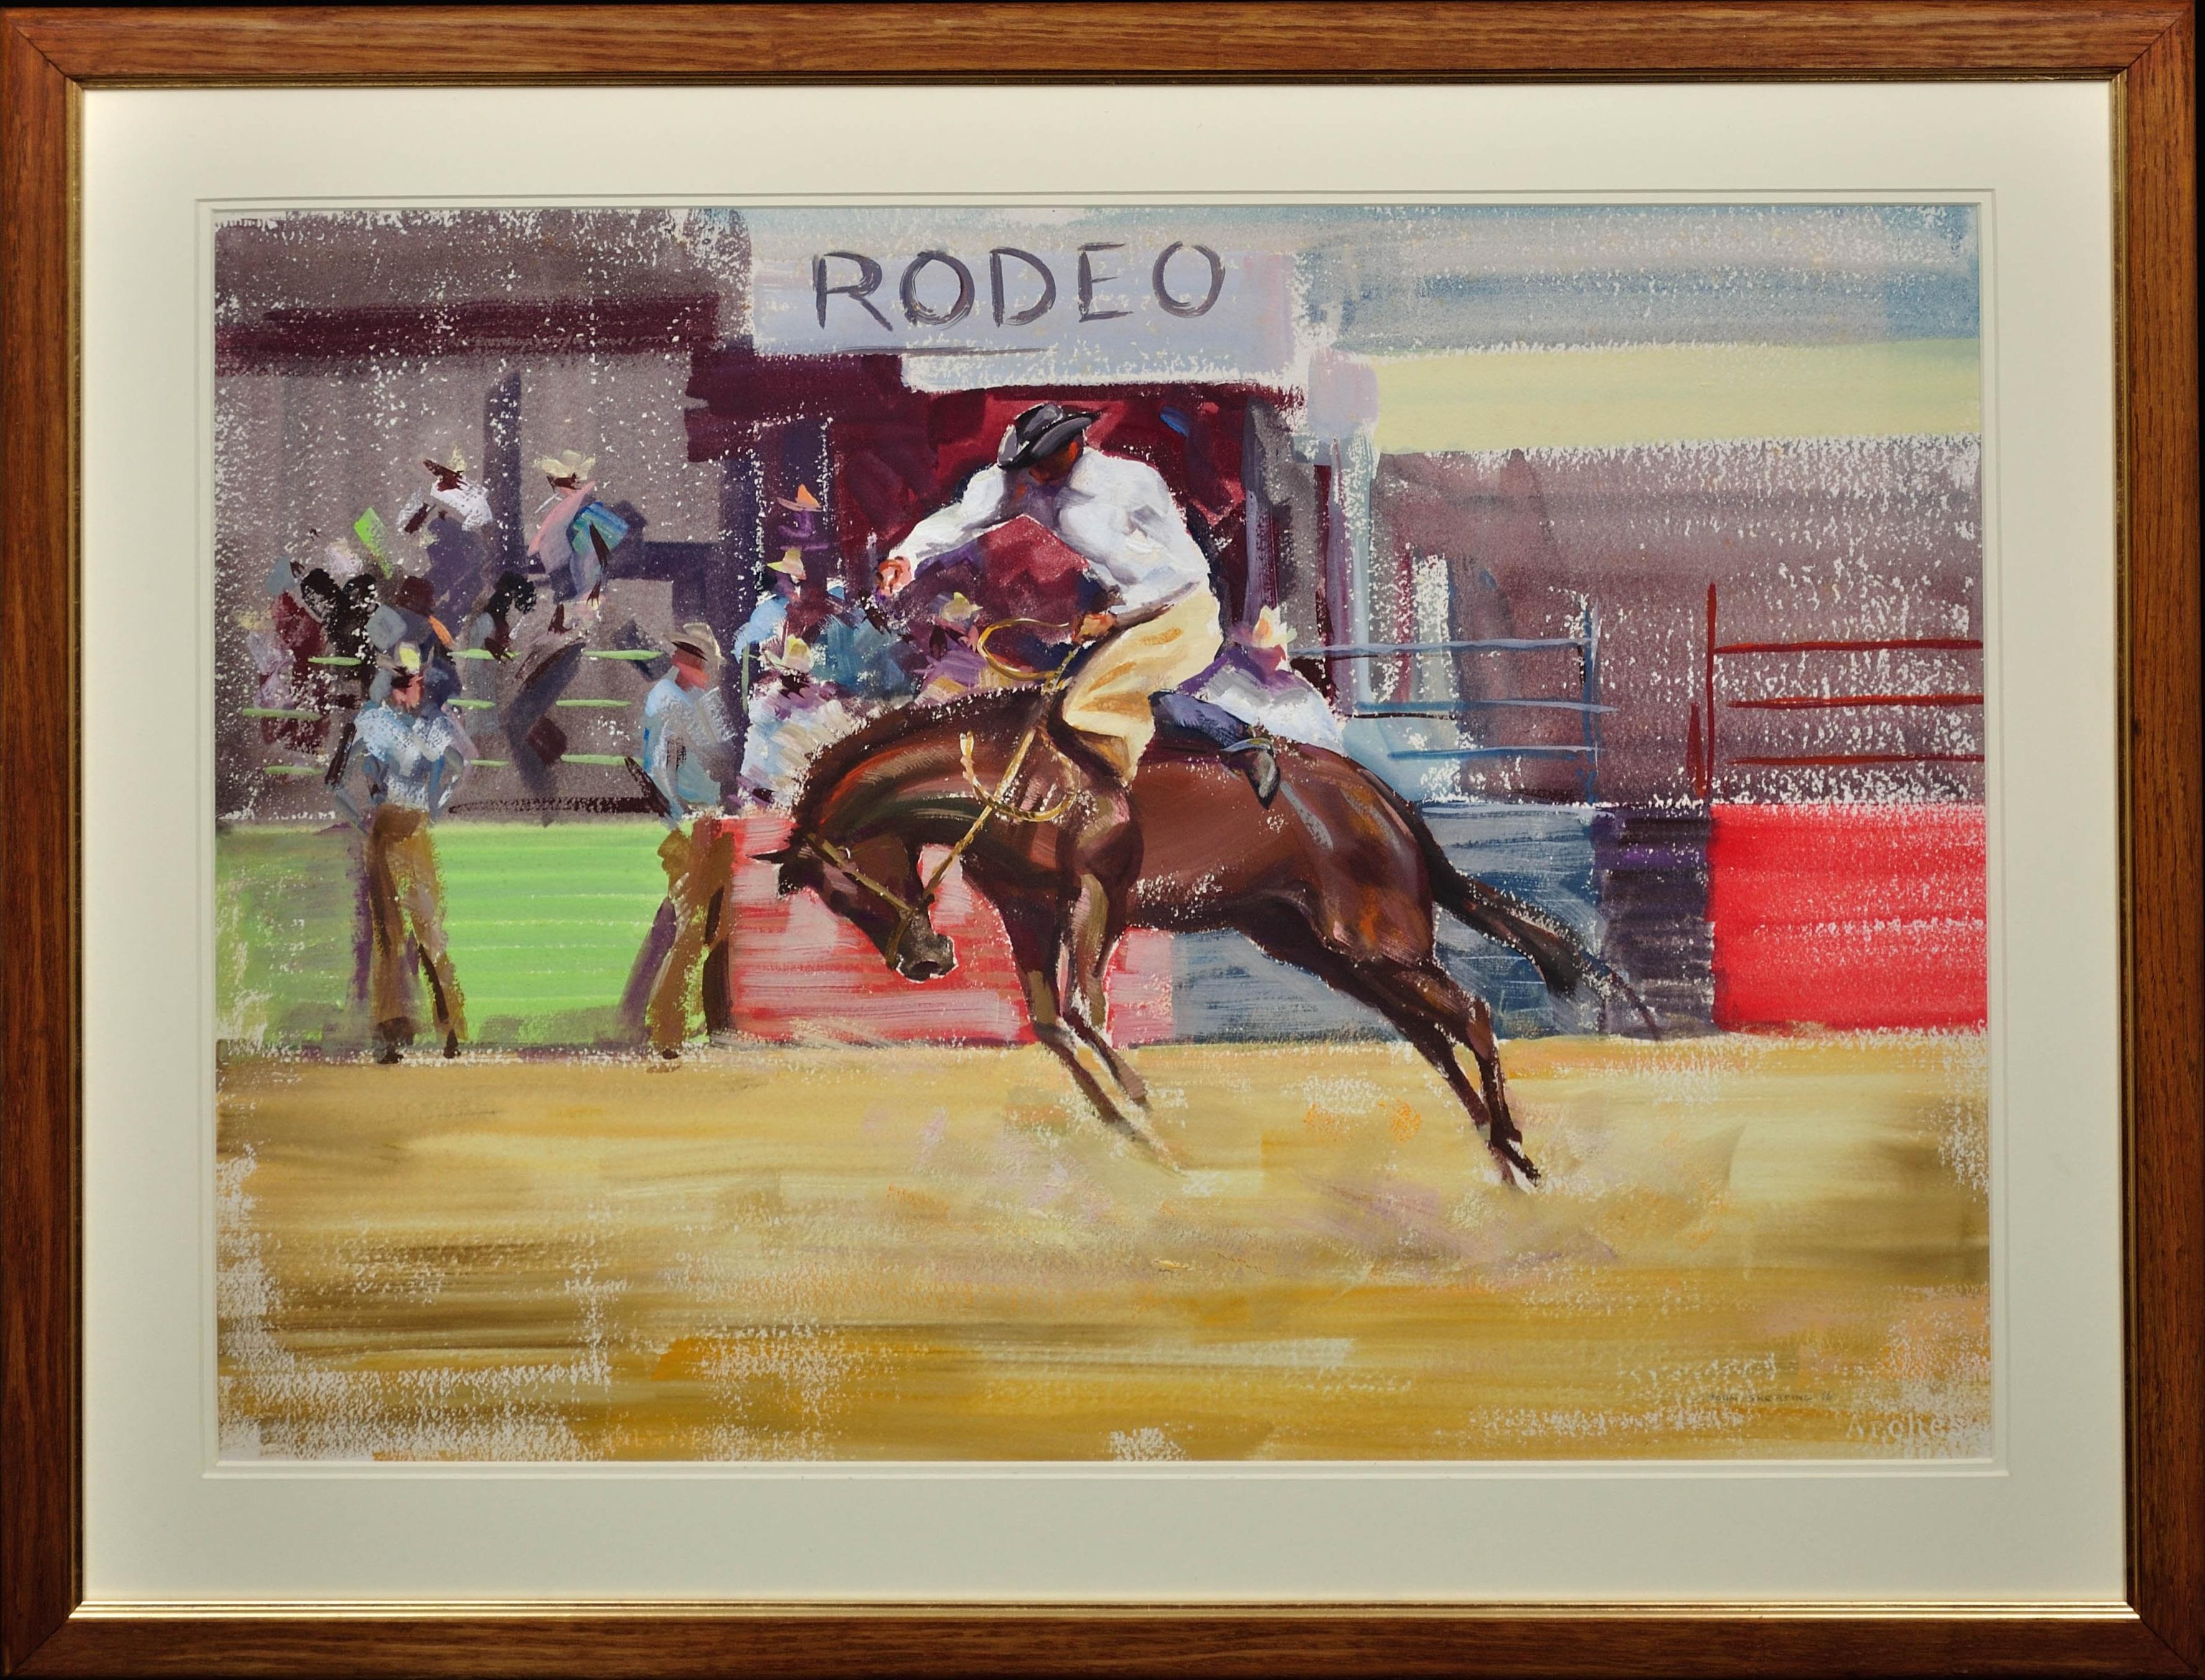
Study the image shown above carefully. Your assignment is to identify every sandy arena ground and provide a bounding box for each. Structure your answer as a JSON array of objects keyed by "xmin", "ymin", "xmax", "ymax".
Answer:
[{"xmin": 217, "ymin": 1033, "xmax": 1989, "ymax": 1462}]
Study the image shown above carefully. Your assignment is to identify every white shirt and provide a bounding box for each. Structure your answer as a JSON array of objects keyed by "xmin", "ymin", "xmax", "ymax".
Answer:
[
  {"xmin": 640, "ymin": 674, "xmax": 735, "ymax": 824},
  {"xmin": 890, "ymin": 450, "xmax": 1211, "ymax": 622}
]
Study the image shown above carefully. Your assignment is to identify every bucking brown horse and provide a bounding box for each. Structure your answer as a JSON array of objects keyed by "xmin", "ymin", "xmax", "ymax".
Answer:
[{"xmin": 763, "ymin": 685, "xmax": 1642, "ymax": 1185}]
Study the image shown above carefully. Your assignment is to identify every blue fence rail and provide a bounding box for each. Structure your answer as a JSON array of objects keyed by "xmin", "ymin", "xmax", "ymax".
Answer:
[{"xmin": 1310, "ymin": 601, "xmax": 1607, "ymax": 797}]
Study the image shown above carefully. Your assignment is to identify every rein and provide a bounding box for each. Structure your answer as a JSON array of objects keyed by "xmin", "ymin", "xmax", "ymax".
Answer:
[{"xmin": 799, "ymin": 621, "xmax": 1087, "ymax": 959}]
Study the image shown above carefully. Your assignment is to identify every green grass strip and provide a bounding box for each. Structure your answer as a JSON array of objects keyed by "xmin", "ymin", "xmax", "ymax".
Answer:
[{"xmin": 217, "ymin": 821, "xmax": 672, "ymax": 1048}]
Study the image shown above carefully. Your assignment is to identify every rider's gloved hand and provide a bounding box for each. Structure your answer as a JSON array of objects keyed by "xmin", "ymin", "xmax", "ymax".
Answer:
[{"xmin": 1075, "ymin": 609, "xmax": 1117, "ymax": 642}]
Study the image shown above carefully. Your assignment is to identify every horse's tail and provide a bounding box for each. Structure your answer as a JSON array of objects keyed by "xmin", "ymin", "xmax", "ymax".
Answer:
[
  {"xmin": 1368, "ymin": 772, "xmax": 1662, "ymax": 1035},
  {"xmin": 1419, "ymin": 829, "xmax": 1592, "ymax": 998}
]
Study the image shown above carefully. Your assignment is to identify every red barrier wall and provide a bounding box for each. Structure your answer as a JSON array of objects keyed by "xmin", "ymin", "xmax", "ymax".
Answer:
[
  {"xmin": 1708, "ymin": 802, "xmax": 1986, "ymax": 1031},
  {"xmin": 726, "ymin": 813, "xmax": 1174, "ymax": 1045}
]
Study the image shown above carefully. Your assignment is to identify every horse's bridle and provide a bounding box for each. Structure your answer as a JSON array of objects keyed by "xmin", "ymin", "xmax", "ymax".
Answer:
[
  {"xmin": 794, "ymin": 624, "xmax": 1088, "ymax": 965},
  {"xmin": 799, "ymin": 830, "xmax": 939, "ymax": 967}
]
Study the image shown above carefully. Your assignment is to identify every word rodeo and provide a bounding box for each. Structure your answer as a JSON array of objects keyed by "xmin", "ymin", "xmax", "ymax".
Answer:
[{"xmin": 812, "ymin": 242, "xmax": 1229, "ymax": 332}]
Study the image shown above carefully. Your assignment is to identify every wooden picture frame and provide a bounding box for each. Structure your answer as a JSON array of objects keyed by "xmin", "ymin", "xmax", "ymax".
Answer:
[{"xmin": 2, "ymin": 4, "xmax": 2194, "ymax": 1673}]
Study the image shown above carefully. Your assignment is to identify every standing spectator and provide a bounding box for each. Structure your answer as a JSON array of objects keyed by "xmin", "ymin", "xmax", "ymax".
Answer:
[
  {"xmin": 403, "ymin": 449, "xmax": 499, "ymax": 638},
  {"xmin": 637, "ymin": 623, "xmax": 740, "ymax": 1059},
  {"xmin": 731, "ymin": 547, "xmax": 805, "ymax": 665},
  {"xmin": 367, "ymin": 573, "xmax": 463, "ymax": 710},
  {"xmin": 501, "ymin": 584, "xmax": 602, "ymax": 815},
  {"xmin": 529, "ymin": 449, "xmax": 628, "ymax": 604},
  {"xmin": 334, "ymin": 642, "xmax": 474, "ymax": 1063},
  {"xmin": 249, "ymin": 558, "xmax": 334, "ymax": 751},
  {"xmin": 401, "ymin": 446, "xmax": 495, "ymax": 538}
]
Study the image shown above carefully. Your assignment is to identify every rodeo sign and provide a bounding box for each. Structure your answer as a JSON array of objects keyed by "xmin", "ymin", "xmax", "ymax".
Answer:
[{"xmin": 745, "ymin": 207, "xmax": 1300, "ymax": 388}]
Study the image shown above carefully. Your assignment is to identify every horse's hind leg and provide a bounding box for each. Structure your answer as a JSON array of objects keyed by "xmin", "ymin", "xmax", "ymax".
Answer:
[
  {"xmin": 1357, "ymin": 967, "xmax": 1534, "ymax": 1186},
  {"xmin": 1064, "ymin": 974, "xmax": 1150, "ymax": 1105},
  {"xmin": 1247, "ymin": 918, "xmax": 1533, "ymax": 1186},
  {"xmin": 998, "ymin": 896, "xmax": 1172, "ymax": 1163},
  {"xmin": 1385, "ymin": 962, "xmax": 1537, "ymax": 1184}
]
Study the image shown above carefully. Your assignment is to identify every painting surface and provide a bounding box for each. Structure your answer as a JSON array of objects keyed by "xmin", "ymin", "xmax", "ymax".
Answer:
[{"xmin": 214, "ymin": 204, "xmax": 1989, "ymax": 1460}]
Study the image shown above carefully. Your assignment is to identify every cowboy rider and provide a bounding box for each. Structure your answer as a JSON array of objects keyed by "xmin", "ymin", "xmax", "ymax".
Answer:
[{"xmin": 875, "ymin": 403, "xmax": 1279, "ymax": 800}]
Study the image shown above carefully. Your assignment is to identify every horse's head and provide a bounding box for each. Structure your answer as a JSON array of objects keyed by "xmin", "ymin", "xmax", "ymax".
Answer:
[{"xmin": 758, "ymin": 833, "xmax": 958, "ymax": 983}]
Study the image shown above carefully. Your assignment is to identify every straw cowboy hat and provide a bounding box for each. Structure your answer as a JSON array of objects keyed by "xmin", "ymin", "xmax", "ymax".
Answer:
[
  {"xmin": 668, "ymin": 621, "xmax": 723, "ymax": 672},
  {"xmin": 934, "ymin": 591, "xmax": 983, "ymax": 630},
  {"xmin": 535, "ymin": 449, "xmax": 596, "ymax": 484},
  {"xmin": 766, "ymin": 547, "xmax": 809, "ymax": 578}
]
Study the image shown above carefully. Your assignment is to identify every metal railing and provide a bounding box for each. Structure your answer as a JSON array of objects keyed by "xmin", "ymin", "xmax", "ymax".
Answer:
[
  {"xmin": 1696, "ymin": 581, "xmax": 1983, "ymax": 802},
  {"xmin": 1307, "ymin": 601, "xmax": 1607, "ymax": 795}
]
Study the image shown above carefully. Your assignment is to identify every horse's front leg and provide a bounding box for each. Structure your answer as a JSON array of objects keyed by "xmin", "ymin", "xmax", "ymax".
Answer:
[
  {"xmin": 1059, "ymin": 875, "xmax": 1149, "ymax": 1107},
  {"xmin": 998, "ymin": 894, "xmax": 1172, "ymax": 1164}
]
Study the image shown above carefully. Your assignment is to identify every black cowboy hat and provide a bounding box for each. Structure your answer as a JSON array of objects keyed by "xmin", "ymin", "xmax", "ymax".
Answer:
[{"xmin": 997, "ymin": 402, "xmax": 1098, "ymax": 470}]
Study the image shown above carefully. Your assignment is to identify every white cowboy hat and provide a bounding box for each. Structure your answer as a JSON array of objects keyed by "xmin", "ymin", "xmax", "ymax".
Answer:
[
  {"xmin": 766, "ymin": 547, "xmax": 808, "ymax": 577},
  {"xmin": 668, "ymin": 621, "xmax": 723, "ymax": 671}
]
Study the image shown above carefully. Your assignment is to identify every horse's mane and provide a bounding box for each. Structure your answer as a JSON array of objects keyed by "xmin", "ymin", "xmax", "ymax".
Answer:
[{"xmin": 790, "ymin": 688, "xmax": 1049, "ymax": 831}]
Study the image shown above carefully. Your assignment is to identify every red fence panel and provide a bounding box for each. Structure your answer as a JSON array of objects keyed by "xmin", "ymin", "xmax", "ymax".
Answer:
[
  {"xmin": 1708, "ymin": 802, "xmax": 1986, "ymax": 1031},
  {"xmin": 726, "ymin": 812, "xmax": 1174, "ymax": 1045}
]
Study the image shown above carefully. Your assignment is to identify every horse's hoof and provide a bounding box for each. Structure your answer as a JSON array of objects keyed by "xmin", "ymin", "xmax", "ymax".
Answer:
[
  {"xmin": 1491, "ymin": 1145, "xmax": 1540, "ymax": 1189},
  {"xmin": 1114, "ymin": 1117, "xmax": 1180, "ymax": 1170}
]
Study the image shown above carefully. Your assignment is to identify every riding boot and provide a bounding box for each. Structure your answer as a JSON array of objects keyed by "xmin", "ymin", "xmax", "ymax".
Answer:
[
  {"xmin": 1149, "ymin": 692, "xmax": 1282, "ymax": 804},
  {"xmin": 1233, "ymin": 736, "xmax": 1281, "ymax": 804}
]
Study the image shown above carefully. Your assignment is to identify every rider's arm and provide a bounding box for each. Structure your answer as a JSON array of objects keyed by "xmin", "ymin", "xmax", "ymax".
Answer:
[
  {"xmin": 1096, "ymin": 468, "xmax": 1212, "ymax": 628},
  {"xmin": 889, "ymin": 467, "xmax": 1013, "ymax": 570}
]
